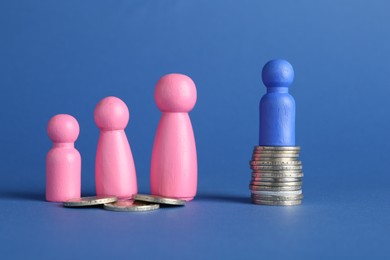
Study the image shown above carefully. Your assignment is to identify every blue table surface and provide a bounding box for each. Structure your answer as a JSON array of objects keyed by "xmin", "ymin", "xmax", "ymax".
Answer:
[
  {"xmin": 1, "ymin": 170, "xmax": 389, "ymax": 259},
  {"xmin": 1, "ymin": 0, "xmax": 390, "ymax": 259}
]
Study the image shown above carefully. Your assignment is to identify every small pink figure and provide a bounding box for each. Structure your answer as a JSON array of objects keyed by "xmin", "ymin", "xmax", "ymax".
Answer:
[
  {"xmin": 151, "ymin": 73, "xmax": 198, "ymax": 201},
  {"xmin": 46, "ymin": 114, "xmax": 81, "ymax": 202},
  {"xmin": 94, "ymin": 96, "xmax": 138, "ymax": 198}
]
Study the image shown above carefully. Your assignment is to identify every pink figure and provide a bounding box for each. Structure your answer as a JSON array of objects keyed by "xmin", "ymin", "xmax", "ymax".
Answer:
[
  {"xmin": 151, "ymin": 73, "xmax": 198, "ymax": 201},
  {"xmin": 94, "ymin": 96, "xmax": 138, "ymax": 198},
  {"xmin": 46, "ymin": 114, "xmax": 81, "ymax": 202}
]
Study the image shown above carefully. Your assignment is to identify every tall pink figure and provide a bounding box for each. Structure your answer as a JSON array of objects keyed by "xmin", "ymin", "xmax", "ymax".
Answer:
[
  {"xmin": 95, "ymin": 96, "xmax": 138, "ymax": 198},
  {"xmin": 151, "ymin": 73, "xmax": 198, "ymax": 201},
  {"xmin": 46, "ymin": 114, "xmax": 81, "ymax": 202}
]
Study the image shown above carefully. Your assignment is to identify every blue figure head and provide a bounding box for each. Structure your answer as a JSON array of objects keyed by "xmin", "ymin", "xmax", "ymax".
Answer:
[{"xmin": 262, "ymin": 59, "xmax": 294, "ymax": 88}]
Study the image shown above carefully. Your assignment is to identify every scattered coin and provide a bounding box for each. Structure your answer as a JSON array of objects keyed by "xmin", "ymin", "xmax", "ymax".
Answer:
[
  {"xmin": 103, "ymin": 200, "xmax": 159, "ymax": 212},
  {"xmin": 133, "ymin": 194, "xmax": 186, "ymax": 206},
  {"xmin": 64, "ymin": 196, "xmax": 118, "ymax": 207}
]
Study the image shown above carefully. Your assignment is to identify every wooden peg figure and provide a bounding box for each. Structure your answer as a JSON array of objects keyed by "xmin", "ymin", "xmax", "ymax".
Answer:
[
  {"xmin": 151, "ymin": 73, "xmax": 198, "ymax": 201},
  {"xmin": 46, "ymin": 114, "xmax": 81, "ymax": 202},
  {"xmin": 95, "ymin": 96, "xmax": 138, "ymax": 198},
  {"xmin": 260, "ymin": 59, "xmax": 296, "ymax": 146}
]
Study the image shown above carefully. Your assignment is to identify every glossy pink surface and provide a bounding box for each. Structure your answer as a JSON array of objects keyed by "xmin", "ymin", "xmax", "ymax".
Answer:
[
  {"xmin": 46, "ymin": 114, "xmax": 81, "ymax": 202},
  {"xmin": 151, "ymin": 74, "xmax": 197, "ymax": 200},
  {"xmin": 95, "ymin": 96, "xmax": 137, "ymax": 198}
]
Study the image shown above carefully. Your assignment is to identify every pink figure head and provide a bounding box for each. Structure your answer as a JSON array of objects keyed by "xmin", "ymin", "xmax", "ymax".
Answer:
[
  {"xmin": 155, "ymin": 73, "xmax": 197, "ymax": 112},
  {"xmin": 94, "ymin": 96, "xmax": 130, "ymax": 130},
  {"xmin": 47, "ymin": 114, "xmax": 80, "ymax": 143}
]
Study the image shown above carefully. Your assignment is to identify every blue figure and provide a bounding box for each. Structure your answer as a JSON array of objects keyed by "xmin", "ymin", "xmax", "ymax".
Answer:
[{"xmin": 259, "ymin": 59, "xmax": 295, "ymax": 146}]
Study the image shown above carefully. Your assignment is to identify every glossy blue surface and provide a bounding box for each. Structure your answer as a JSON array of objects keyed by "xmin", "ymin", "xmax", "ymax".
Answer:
[{"xmin": 0, "ymin": 1, "xmax": 390, "ymax": 259}]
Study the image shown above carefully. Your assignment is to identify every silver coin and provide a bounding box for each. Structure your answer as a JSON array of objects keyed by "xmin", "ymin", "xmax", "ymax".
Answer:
[
  {"xmin": 251, "ymin": 177, "xmax": 302, "ymax": 182},
  {"xmin": 251, "ymin": 194, "xmax": 304, "ymax": 201},
  {"xmin": 252, "ymin": 172, "xmax": 304, "ymax": 178},
  {"xmin": 251, "ymin": 189, "xmax": 302, "ymax": 196},
  {"xmin": 253, "ymin": 148, "xmax": 300, "ymax": 152},
  {"xmin": 250, "ymin": 160, "xmax": 302, "ymax": 166},
  {"xmin": 250, "ymin": 181, "xmax": 302, "ymax": 187},
  {"xmin": 254, "ymin": 146, "xmax": 301, "ymax": 151},
  {"xmin": 64, "ymin": 196, "xmax": 118, "ymax": 207},
  {"xmin": 250, "ymin": 185, "xmax": 302, "ymax": 191},
  {"xmin": 252, "ymin": 150, "xmax": 300, "ymax": 156},
  {"xmin": 252, "ymin": 150, "xmax": 300, "ymax": 154},
  {"xmin": 251, "ymin": 156, "xmax": 299, "ymax": 161},
  {"xmin": 251, "ymin": 165, "xmax": 303, "ymax": 170},
  {"xmin": 252, "ymin": 154, "xmax": 300, "ymax": 159},
  {"xmin": 251, "ymin": 199, "xmax": 302, "ymax": 206},
  {"xmin": 103, "ymin": 200, "xmax": 159, "ymax": 212},
  {"xmin": 252, "ymin": 169, "xmax": 303, "ymax": 173},
  {"xmin": 133, "ymin": 194, "xmax": 186, "ymax": 206}
]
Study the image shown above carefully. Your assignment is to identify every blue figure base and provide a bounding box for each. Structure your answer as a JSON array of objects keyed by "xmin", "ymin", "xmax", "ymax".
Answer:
[{"xmin": 259, "ymin": 92, "xmax": 296, "ymax": 146}]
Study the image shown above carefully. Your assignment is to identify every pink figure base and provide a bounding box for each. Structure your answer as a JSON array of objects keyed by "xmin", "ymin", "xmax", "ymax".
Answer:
[
  {"xmin": 46, "ymin": 144, "xmax": 81, "ymax": 202},
  {"xmin": 95, "ymin": 130, "xmax": 138, "ymax": 198},
  {"xmin": 150, "ymin": 192, "xmax": 195, "ymax": 201},
  {"xmin": 150, "ymin": 113, "xmax": 197, "ymax": 200},
  {"xmin": 176, "ymin": 196, "xmax": 194, "ymax": 201}
]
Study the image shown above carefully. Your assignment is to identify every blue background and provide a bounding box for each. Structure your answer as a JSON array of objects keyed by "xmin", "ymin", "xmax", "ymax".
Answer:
[{"xmin": 0, "ymin": 0, "xmax": 389, "ymax": 259}]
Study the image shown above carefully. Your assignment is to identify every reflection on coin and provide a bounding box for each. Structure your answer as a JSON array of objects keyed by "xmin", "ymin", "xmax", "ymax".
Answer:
[
  {"xmin": 251, "ymin": 156, "xmax": 299, "ymax": 161},
  {"xmin": 103, "ymin": 200, "xmax": 159, "ymax": 212},
  {"xmin": 250, "ymin": 160, "xmax": 302, "ymax": 166},
  {"xmin": 251, "ymin": 165, "xmax": 303, "ymax": 170},
  {"xmin": 251, "ymin": 177, "xmax": 302, "ymax": 182},
  {"xmin": 251, "ymin": 199, "xmax": 302, "ymax": 206},
  {"xmin": 249, "ymin": 185, "xmax": 302, "ymax": 191},
  {"xmin": 252, "ymin": 150, "xmax": 299, "ymax": 157},
  {"xmin": 251, "ymin": 194, "xmax": 303, "ymax": 201},
  {"xmin": 254, "ymin": 146, "xmax": 301, "ymax": 151},
  {"xmin": 250, "ymin": 189, "xmax": 302, "ymax": 196},
  {"xmin": 64, "ymin": 196, "xmax": 118, "ymax": 207},
  {"xmin": 249, "ymin": 145, "xmax": 304, "ymax": 206},
  {"xmin": 252, "ymin": 154, "xmax": 299, "ymax": 159},
  {"xmin": 250, "ymin": 181, "xmax": 302, "ymax": 187},
  {"xmin": 133, "ymin": 194, "xmax": 186, "ymax": 206},
  {"xmin": 252, "ymin": 172, "xmax": 304, "ymax": 178}
]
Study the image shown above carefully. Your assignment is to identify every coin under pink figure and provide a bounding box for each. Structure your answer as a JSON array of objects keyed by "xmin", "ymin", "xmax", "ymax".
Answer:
[
  {"xmin": 150, "ymin": 73, "xmax": 198, "ymax": 201},
  {"xmin": 46, "ymin": 114, "xmax": 81, "ymax": 202},
  {"xmin": 95, "ymin": 96, "xmax": 138, "ymax": 198}
]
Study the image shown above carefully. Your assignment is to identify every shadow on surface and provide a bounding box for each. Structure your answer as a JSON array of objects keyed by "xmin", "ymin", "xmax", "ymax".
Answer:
[
  {"xmin": 196, "ymin": 193, "xmax": 250, "ymax": 204},
  {"xmin": 0, "ymin": 190, "xmax": 45, "ymax": 201}
]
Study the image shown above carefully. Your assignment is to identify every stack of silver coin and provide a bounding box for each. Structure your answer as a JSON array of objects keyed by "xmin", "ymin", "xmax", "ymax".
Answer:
[{"xmin": 249, "ymin": 146, "xmax": 303, "ymax": 206}]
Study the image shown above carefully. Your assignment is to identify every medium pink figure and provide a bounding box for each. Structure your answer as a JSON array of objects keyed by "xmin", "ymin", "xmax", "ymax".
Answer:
[
  {"xmin": 151, "ymin": 73, "xmax": 198, "ymax": 201},
  {"xmin": 95, "ymin": 96, "xmax": 137, "ymax": 198},
  {"xmin": 46, "ymin": 114, "xmax": 81, "ymax": 202}
]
